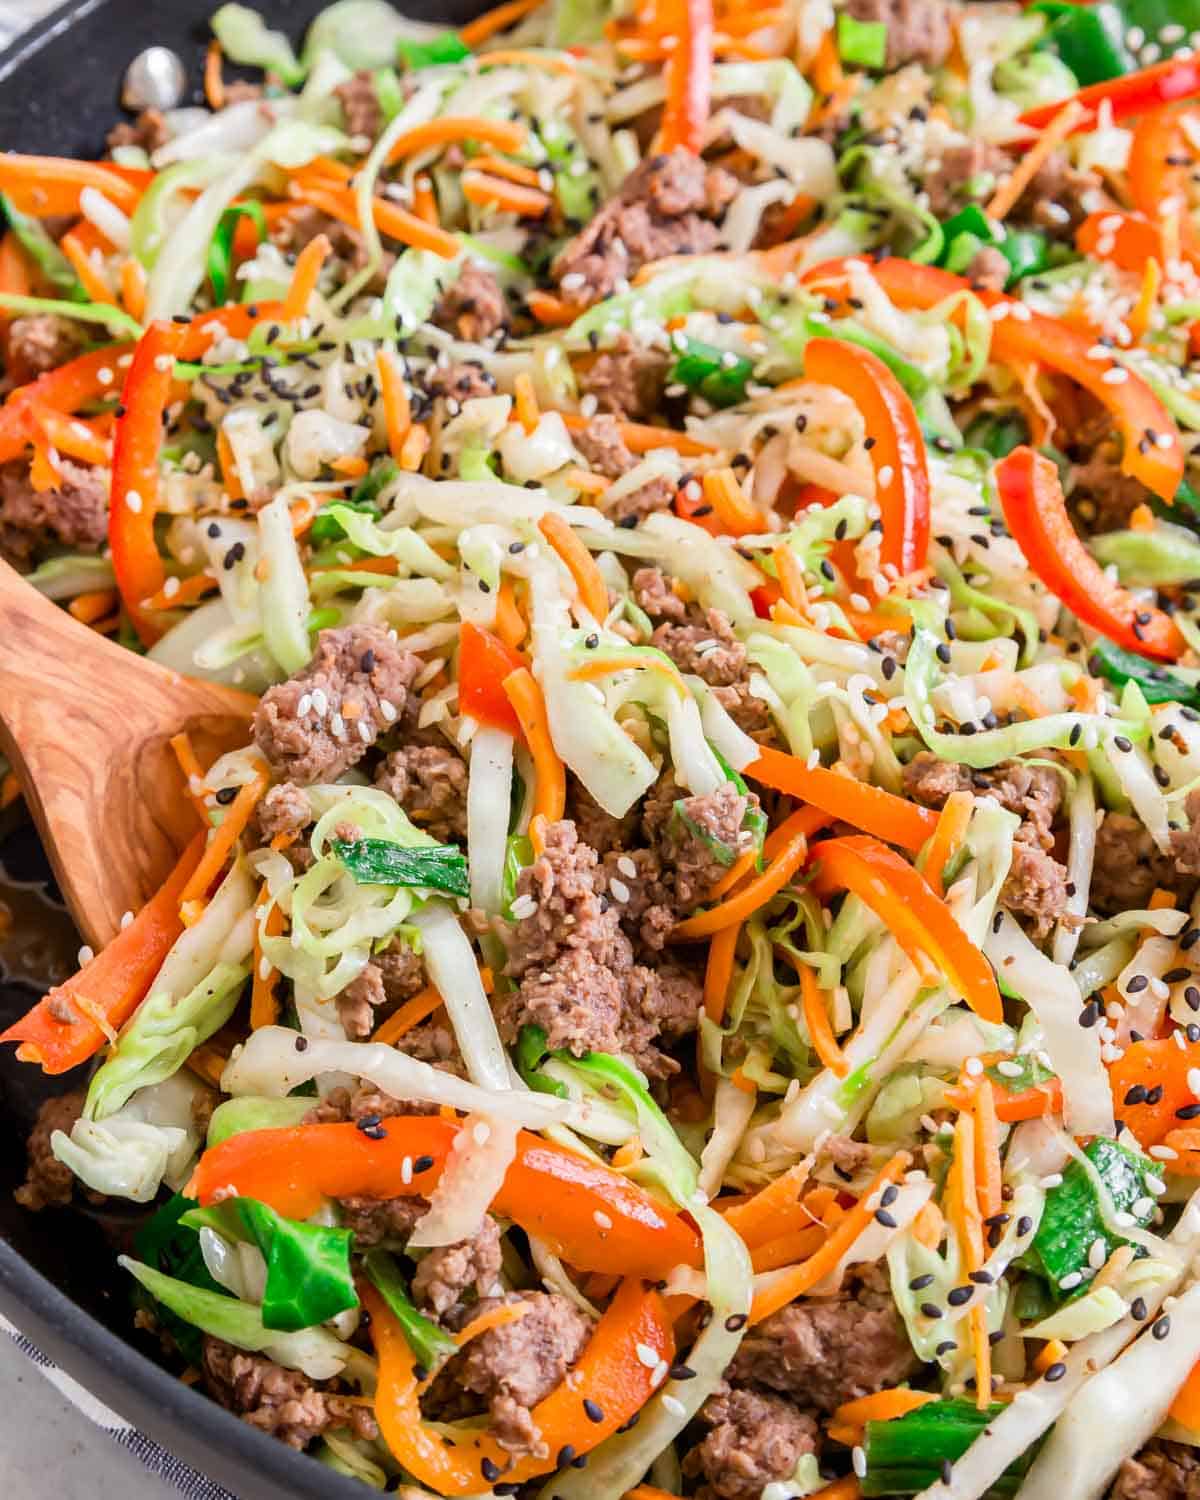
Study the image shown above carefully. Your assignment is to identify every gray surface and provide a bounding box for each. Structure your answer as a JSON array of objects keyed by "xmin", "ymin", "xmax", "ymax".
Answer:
[{"xmin": 0, "ymin": 1334, "xmax": 171, "ymax": 1499}]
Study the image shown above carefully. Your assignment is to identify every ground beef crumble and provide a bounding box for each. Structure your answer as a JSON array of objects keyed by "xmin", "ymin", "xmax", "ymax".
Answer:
[
  {"xmin": 374, "ymin": 742, "xmax": 468, "ymax": 842},
  {"xmin": 1110, "ymin": 1440, "xmax": 1200, "ymax": 1500},
  {"xmin": 685, "ymin": 1384, "xmax": 821, "ymax": 1500},
  {"xmin": 0, "ymin": 457, "xmax": 108, "ymax": 568},
  {"xmin": 16, "ymin": 1091, "xmax": 85, "ymax": 1211},
  {"xmin": 202, "ymin": 1337, "xmax": 377, "ymax": 1450},
  {"xmin": 431, "ymin": 264, "xmax": 508, "ymax": 342}
]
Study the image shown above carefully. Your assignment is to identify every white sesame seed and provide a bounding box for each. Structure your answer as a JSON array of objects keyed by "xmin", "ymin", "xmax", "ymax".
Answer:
[
  {"xmin": 297, "ymin": 693, "xmax": 312, "ymax": 717},
  {"xmin": 258, "ymin": 955, "xmax": 272, "ymax": 981},
  {"xmin": 594, "ymin": 1210, "xmax": 613, "ymax": 1230},
  {"xmin": 1151, "ymin": 1144, "xmax": 1180, "ymax": 1160},
  {"xmin": 877, "ymin": 464, "xmax": 895, "ymax": 487},
  {"xmin": 77, "ymin": 945, "xmax": 95, "ymax": 966},
  {"xmin": 379, "ymin": 699, "xmax": 397, "ymax": 722},
  {"xmin": 510, "ymin": 894, "xmax": 537, "ymax": 920},
  {"xmin": 125, "ymin": 489, "xmax": 143, "ymax": 513},
  {"xmin": 617, "ymin": 855, "xmax": 637, "ymax": 879},
  {"xmin": 1187, "ymin": 1067, "xmax": 1200, "ymax": 1097},
  {"xmin": 996, "ymin": 1059, "xmax": 1023, "ymax": 1077},
  {"xmin": 609, "ymin": 877, "xmax": 631, "ymax": 904},
  {"xmin": 806, "ymin": 749, "xmax": 820, "ymax": 770},
  {"xmin": 154, "ymin": 353, "xmax": 174, "ymax": 372},
  {"xmin": 1132, "ymin": 1195, "xmax": 1155, "ymax": 1218},
  {"xmin": 651, "ymin": 1358, "xmax": 669, "ymax": 1387},
  {"xmin": 1101, "ymin": 366, "xmax": 1130, "ymax": 385},
  {"xmin": 97, "ymin": 367, "xmax": 113, "ymax": 385},
  {"xmin": 330, "ymin": 712, "xmax": 346, "ymax": 737},
  {"xmin": 1146, "ymin": 1173, "xmax": 1167, "ymax": 1194},
  {"xmin": 636, "ymin": 1342, "xmax": 659, "ymax": 1369},
  {"xmin": 661, "ymin": 1395, "xmax": 686, "ymax": 1418},
  {"xmin": 965, "ymin": 1056, "xmax": 984, "ymax": 1077},
  {"xmin": 853, "ymin": 1447, "xmax": 868, "ymax": 1479},
  {"xmin": 473, "ymin": 1121, "xmax": 491, "ymax": 1145},
  {"xmin": 560, "ymin": 272, "xmax": 586, "ymax": 292},
  {"xmin": 1039, "ymin": 1173, "xmax": 1064, "ymax": 1189},
  {"xmin": 1059, "ymin": 1270, "xmax": 1084, "ymax": 1290},
  {"xmin": 1088, "ymin": 1236, "xmax": 1107, "ymax": 1269},
  {"xmin": 357, "ymin": 719, "xmax": 373, "ymax": 743},
  {"xmin": 311, "ymin": 687, "xmax": 329, "ymax": 716}
]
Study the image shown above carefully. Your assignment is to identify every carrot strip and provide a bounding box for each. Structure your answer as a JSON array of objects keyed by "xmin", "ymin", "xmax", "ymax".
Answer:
[
  {"xmin": 748, "ymin": 1152, "xmax": 910, "ymax": 1324},
  {"xmin": 289, "ymin": 183, "xmax": 460, "ymax": 260},
  {"xmin": 502, "ymin": 668, "xmax": 566, "ymax": 822},
  {"xmin": 61, "ymin": 230, "xmax": 117, "ymax": 306},
  {"xmin": 750, "ymin": 1222, "xmax": 828, "ymax": 1273},
  {"xmin": 384, "ymin": 117, "xmax": 527, "ymax": 164},
  {"xmin": 986, "ymin": 100, "xmax": 1086, "ymax": 220},
  {"xmin": 410, "ymin": 174, "xmax": 439, "ymax": 226},
  {"xmin": 119, "ymin": 257, "xmax": 147, "ymax": 322},
  {"xmin": 706, "ymin": 848, "xmax": 758, "ymax": 901},
  {"xmin": 29, "ymin": 402, "xmax": 110, "ymax": 467},
  {"xmin": 282, "ymin": 233, "xmax": 332, "ymax": 320},
  {"xmin": 673, "ymin": 830, "xmax": 808, "ymax": 939},
  {"xmin": 558, "ymin": 409, "xmax": 714, "ymax": 455},
  {"xmin": 568, "ymin": 655, "xmax": 685, "ymax": 694},
  {"xmin": 720, "ymin": 1162, "xmax": 811, "ymax": 1245},
  {"xmin": 250, "ymin": 882, "xmax": 284, "ymax": 1030},
  {"xmin": 1034, "ymin": 1338, "xmax": 1068, "ymax": 1376},
  {"xmin": 470, "ymin": 154, "xmax": 544, "ymax": 189},
  {"xmin": 459, "ymin": 0, "xmax": 543, "ymax": 47},
  {"xmin": 478, "ymin": 47, "xmax": 577, "ymax": 73},
  {"xmin": 703, "ymin": 466, "xmax": 767, "ymax": 533},
  {"xmin": 1129, "ymin": 256, "xmax": 1162, "ymax": 343},
  {"xmin": 216, "ymin": 426, "xmax": 244, "ymax": 503},
  {"xmin": 67, "ymin": 588, "xmax": 118, "ymax": 625},
  {"xmin": 773, "ymin": 544, "xmax": 811, "ymax": 616},
  {"xmin": 922, "ymin": 789, "xmax": 974, "ymax": 898},
  {"xmin": 146, "ymin": 572, "xmax": 218, "ymax": 612},
  {"xmin": 801, "ymin": 963, "xmax": 848, "ymax": 1077},
  {"xmin": 178, "ymin": 762, "xmax": 268, "ymax": 909},
  {"xmin": 564, "ymin": 467, "xmax": 611, "ymax": 495},
  {"xmin": 834, "ymin": 1389, "xmax": 938, "ymax": 1427},
  {"xmin": 526, "ymin": 289, "xmax": 578, "ymax": 326},
  {"xmin": 168, "ymin": 730, "xmax": 213, "ymax": 823},
  {"xmin": 462, "ymin": 169, "xmax": 552, "ymax": 217},
  {"xmin": 763, "ymin": 804, "xmax": 834, "ymax": 859},
  {"xmin": 911, "ymin": 1199, "xmax": 944, "ymax": 1250},
  {"xmin": 494, "ymin": 578, "xmax": 527, "ymax": 650},
  {"xmin": 810, "ymin": 1481, "xmax": 862, "ymax": 1500},
  {"xmin": 974, "ymin": 1077, "xmax": 1003, "ymax": 1221},
  {"xmin": 372, "ymin": 984, "xmax": 444, "ymax": 1044},
  {"xmin": 703, "ymin": 920, "xmax": 741, "ymax": 1023},
  {"xmin": 204, "ymin": 40, "xmax": 225, "ymax": 111},
  {"xmin": 376, "ymin": 350, "xmax": 412, "ymax": 460},
  {"xmin": 513, "ymin": 370, "xmax": 540, "ymax": 434},
  {"xmin": 330, "ymin": 453, "xmax": 369, "ymax": 477},
  {"xmin": 0, "ymin": 154, "xmax": 143, "ymax": 217},
  {"xmin": 537, "ymin": 510, "xmax": 609, "ymax": 621}
]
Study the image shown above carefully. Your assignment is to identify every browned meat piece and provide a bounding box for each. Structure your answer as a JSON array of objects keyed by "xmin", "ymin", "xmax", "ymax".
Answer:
[
  {"xmin": 686, "ymin": 1385, "xmax": 820, "ymax": 1500},
  {"xmin": 505, "ymin": 943, "xmax": 626, "ymax": 1058},
  {"xmin": 712, "ymin": 680, "xmax": 779, "ymax": 742},
  {"xmin": 335, "ymin": 71, "xmax": 383, "ymax": 141},
  {"xmin": 1090, "ymin": 812, "xmax": 1179, "ymax": 913},
  {"xmin": 269, "ymin": 205, "xmax": 394, "ymax": 293},
  {"xmin": 653, "ymin": 609, "xmax": 749, "ymax": 688},
  {"xmin": 304, "ymin": 1081, "xmax": 412, "ymax": 1124},
  {"xmin": 904, "ymin": 752, "xmax": 1063, "ymax": 852},
  {"xmin": 425, "ymin": 359, "xmax": 497, "ymax": 404},
  {"xmin": 572, "ymin": 412, "xmax": 636, "ymax": 479},
  {"xmin": 394, "ymin": 1017, "xmax": 463, "ymax": 1072},
  {"xmin": 818, "ymin": 1133, "xmax": 874, "ymax": 1180},
  {"xmin": 552, "ymin": 149, "xmax": 736, "ymax": 303},
  {"xmin": 1173, "ymin": 789, "xmax": 1200, "ymax": 874},
  {"xmin": 632, "ymin": 564, "xmax": 688, "ymax": 622},
  {"xmin": 1026, "ymin": 149, "xmax": 1110, "ymax": 233},
  {"xmin": 202, "ymin": 1337, "xmax": 377, "ymax": 1450},
  {"xmin": 412, "ymin": 1213, "xmax": 503, "ymax": 1315},
  {"xmin": 336, "ymin": 1192, "xmax": 428, "ymax": 1246},
  {"xmin": 106, "ymin": 108, "xmax": 170, "ymax": 154},
  {"xmin": 336, "ymin": 962, "xmax": 386, "ymax": 1040},
  {"xmin": 16, "ymin": 1091, "xmax": 85, "ymax": 1211},
  {"xmin": 925, "ymin": 140, "xmax": 1106, "ymax": 236},
  {"xmin": 567, "ymin": 778, "xmax": 637, "ymax": 857},
  {"xmin": 670, "ymin": 781, "xmax": 758, "ymax": 907},
  {"xmin": 255, "ymin": 781, "xmax": 312, "ymax": 841},
  {"xmin": 965, "ymin": 246, "xmax": 1011, "ymax": 292},
  {"xmin": 1002, "ymin": 841, "xmax": 1068, "ymax": 940},
  {"xmin": 579, "ymin": 333, "xmax": 670, "ymax": 422},
  {"xmin": 253, "ymin": 625, "xmax": 420, "ymax": 784},
  {"xmin": 376, "ymin": 937, "xmax": 426, "ymax": 1003},
  {"xmin": 731, "ymin": 1265, "xmax": 920, "ymax": 1413},
  {"xmin": 1072, "ymin": 446, "xmax": 1147, "ymax": 531},
  {"xmin": 375, "ymin": 743, "xmax": 468, "ymax": 842},
  {"xmin": 1111, "ymin": 1441, "xmax": 1200, "ymax": 1500},
  {"xmin": 7, "ymin": 314, "xmax": 84, "ymax": 384},
  {"xmin": 623, "ymin": 962, "xmax": 703, "ymax": 1063},
  {"xmin": 0, "ymin": 458, "xmax": 107, "ymax": 568},
  {"xmin": 608, "ymin": 474, "xmax": 677, "ymax": 525},
  {"xmin": 449, "ymin": 1292, "xmax": 592, "ymax": 1460},
  {"xmin": 502, "ymin": 819, "xmax": 630, "ymax": 979},
  {"xmin": 432, "ymin": 264, "xmax": 508, "ymax": 342},
  {"xmin": 844, "ymin": 0, "xmax": 951, "ymax": 68}
]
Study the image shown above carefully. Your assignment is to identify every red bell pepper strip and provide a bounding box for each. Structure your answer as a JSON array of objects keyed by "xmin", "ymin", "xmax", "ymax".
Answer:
[
  {"xmin": 658, "ymin": 0, "xmax": 714, "ymax": 154},
  {"xmin": 809, "ymin": 835, "xmax": 1004, "ymax": 1024},
  {"xmin": 188, "ymin": 1116, "xmax": 704, "ymax": 1277},
  {"xmin": 1076, "ymin": 210, "xmax": 1168, "ymax": 273},
  {"xmin": 1020, "ymin": 52, "xmax": 1200, "ymax": 131},
  {"xmin": 802, "ymin": 257, "xmax": 1184, "ymax": 503},
  {"xmin": 365, "ymin": 1274, "xmax": 673, "ymax": 1494},
  {"xmin": 744, "ymin": 745, "xmax": 938, "ymax": 854},
  {"xmin": 803, "ymin": 337, "xmax": 930, "ymax": 576},
  {"xmin": 1109, "ymin": 1034, "xmax": 1200, "ymax": 1148},
  {"xmin": 0, "ymin": 344, "xmax": 133, "ymax": 463},
  {"xmin": 458, "ymin": 621, "xmax": 526, "ymax": 736},
  {"xmin": 991, "ymin": 1074, "xmax": 1063, "ymax": 1123},
  {"xmin": 108, "ymin": 321, "xmax": 190, "ymax": 646},
  {"xmin": 0, "ymin": 832, "xmax": 204, "ymax": 1074},
  {"xmin": 1127, "ymin": 104, "xmax": 1200, "ymax": 268},
  {"xmin": 995, "ymin": 445, "xmax": 1184, "ymax": 660}
]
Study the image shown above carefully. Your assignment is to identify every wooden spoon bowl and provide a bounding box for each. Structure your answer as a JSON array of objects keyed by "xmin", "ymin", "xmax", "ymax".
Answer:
[{"xmin": 0, "ymin": 560, "xmax": 255, "ymax": 951}]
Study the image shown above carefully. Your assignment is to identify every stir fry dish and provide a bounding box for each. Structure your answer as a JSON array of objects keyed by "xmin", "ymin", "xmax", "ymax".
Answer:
[{"xmin": 13, "ymin": 0, "xmax": 1200, "ymax": 1495}]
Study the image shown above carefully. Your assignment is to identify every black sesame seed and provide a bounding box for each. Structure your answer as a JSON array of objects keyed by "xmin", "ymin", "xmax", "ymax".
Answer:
[
  {"xmin": 725, "ymin": 1313, "xmax": 748, "ymax": 1331},
  {"xmin": 1017, "ymin": 1215, "xmax": 1033, "ymax": 1236},
  {"xmin": 669, "ymin": 1363, "xmax": 696, "ymax": 1380},
  {"xmin": 942, "ymin": 1460, "xmax": 954, "ymax": 1485},
  {"xmin": 413, "ymin": 1155, "xmax": 435, "ymax": 1173},
  {"xmin": 481, "ymin": 1458, "xmax": 502, "ymax": 1482},
  {"xmin": 1124, "ymin": 1084, "xmax": 1149, "ymax": 1106},
  {"xmin": 935, "ymin": 1340, "xmax": 958, "ymax": 1356},
  {"xmin": 920, "ymin": 1302, "xmax": 943, "ymax": 1319},
  {"xmin": 1131, "ymin": 1297, "xmax": 1148, "ymax": 1320},
  {"xmin": 881, "ymin": 1184, "xmax": 899, "ymax": 1207},
  {"xmin": 583, "ymin": 1399, "xmax": 604, "ymax": 1422},
  {"xmin": 214, "ymin": 786, "xmax": 237, "ymax": 805},
  {"xmin": 875, "ymin": 1208, "xmax": 898, "ymax": 1228},
  {"xmin": 294, "ymin": 1035, "xmax": 308, "ymax": 1052},
  {"xmin": 557, "ymin": 1446, "xmax": 576, "ymax": 1469},
  {"xmin": 1154, "ymin": 1316, "xmax": 1172, "ymax": 1339},
  {"xmin": 1176, "ymin": 1102, "xmax": 1200, "ymax": 1119},
  {"xmin": 909, "ymin": 1273, "xmax": 935, "ymax": 1290},
  {"xmin": 1044, "ymin": 1361, "xmax": 1067, "ymax": 1382},
  {"xmin": 947, "ymin": 1285, "xmax": 974, "ymax": 1306}
]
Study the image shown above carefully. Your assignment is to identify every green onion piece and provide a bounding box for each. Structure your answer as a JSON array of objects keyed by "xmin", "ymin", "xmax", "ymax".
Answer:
[
  {"xmin": 332, "ymin": 836, "xmax": 469, "ymax": 898},
  {"xmin": 516, "ymin": 1023, "xmax": 570, "ymax": 1098},
  {"xmin": 310, "ymin": 497, "xmax": 380, "ymax": 544},
  {"xmin": 671, "ymin": 337, "xmax": 754, "ymax": 408},
  {"xmin": 396, "ymin": 30, "xmax": 471, "ymax": 68},
  {"xmin": 862, "ymin": 1400, "xmax": 1033, "ymax": 1496},
  {"xmin": 962, "ymin": 410, "xmax": 1029, "ymax": 460},
  {"xmin": 836, "ymin": 12, "xmax": 888, "ymax": 69},
  {"xmin": 134, "ymin": 1193, "xmax": 229, "ymax": 1364},
  {"xmin": 801, "ymin": 314, "xmax": 931, "ymax": 398},
  {"xmin": 1087, "ymin": 638, "xmax": 1200, "ymax": 709},
  {"xmin": 207, "ymin": 201, "xmax": 267, "ymax": 307},
  {"xmin": 373, "ymin": 66, "xmax": 405, "ymax": 121},
  {"xmin": 363, "ymin": 1249, "xmax": 457, "ymax": 1369}
]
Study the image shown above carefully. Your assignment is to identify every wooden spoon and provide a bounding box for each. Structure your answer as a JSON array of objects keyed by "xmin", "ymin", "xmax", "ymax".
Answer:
[{"xmin": 0, "ymin": 560, "xmax": 256, "ymax": 952}]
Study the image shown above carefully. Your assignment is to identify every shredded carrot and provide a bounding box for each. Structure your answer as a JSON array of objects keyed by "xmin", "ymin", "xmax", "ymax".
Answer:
[
  {"xmin": 564, "ymin": 467, "xmax": 611, "ymax": 495},
  {"xmin": 513, "ymin": 370, "xmax": 540, "ymax": 434},
  {"xmin": 410, "ymin": 174, "xmax": 439, "ymax": 226},
  {"xmin": 833, "ymin": 1389, "xmax": 938, "ymax": 1431},
  {"xmin": 30, "ymin": 403, "xmax": 109, "ymax": 466},
  {"xmin": 800, "ymin": 963, "xmax": 848, "ymax": 1077},
  {"xmin": 568, "ymin": 654, "xmax": 686, "ymax": 695},
  {"xmin": 1129, "ymin": 502, "xmax": 1156, "ymax": 532},
  {"xmin": 772, "ymin": 544, "xmax": 811, "ymax": 616},
  {"xmin": 28, "ymin": 438, "xmax": 57, "ymax": 492},
  {"xmin": 186, "ymin": 1043, "xmax": 228, "ymax": 1089},
  {"xmin": 204, "ymin": 40, "xmax": 225, "ymax": 111},
  {"xmin": 526, "ymin": 289, "xmax": 579, "ymax": 326},
  {"xmin": 330, "ymin": 453, "xmax": 369, "ymax": 478},
  {"xmin": 719, "ymin": 1162, "xmax": 811, "ymax": 1246},
  {"xmin": 178, "ymin": 762, "xmax": 268, "ymax": 909},
  {"xmin": 462, "ymin": 169, "xmax": 552, "ymax": 218},
  {"xmin": 250, "ymin": 883, "xmax": 283, "ymax": 1030},
  {"xmin": 61, "ymin": 229, "xmax": 117, "ymax": 305},
  {"xmin": 289, "ymin": 182, "xmax": 460, "ymax": 260},
  {"xmin": 216, "ymin": 426, "xmax": 244, "ymax": 503},
  {"xmin": 372, "ymin": 985, "xmax": 443, "ymax": 1045},
  {"xmin": 451, "ymin": 1298, "xmax": 529, "ymax": 1350},
  {"xmin": 974, "ymin": 1075, "xmax": 1003, "ymax": 1221},
  {"xmin": 703, "ymin": 466, "xmax": 767, "ymax": 533},
  {"xmin": 706, "ymin": 848, "xmax": 758, "ymax": 901},
  {"xmin": 282, "ymin": 233, "xmax": 331, "ymax": 320},
  {"xmin": 1, "ymin": 770, "xmax": 23, "ymax": 811},
  {"xmin": 987, "ymin": 99, "xmax": 1087, "ymax": 220},
  {"xmin": 809, "ymin": 1481, "xmax": 862, "ymax": 1500},
  {"xmin": 911, "ymin": 1199, "xmax": 944, "ymax": 1250},
  {"xmin": 625, "ymin": 1485, "xmax": 681, "ymax": 1500},
  {"xmin": 703, "ymin": 920, "xmax": 741, "ymax": 1024},
  {"xmin": 537, "ymin": 509, "xmax": 610, "ymax": 622},
  {"xmin": 376, "ymin": 349, "xmax": 412, "ymax": 461},
  {"xmin": 470, "ymin": 154, "xmax": 544, "ymax": 190},
  {"xmin": 763, "ymin": 804, "xmax": 835, "ymax": 859},
  {"xmin": 749, "ymin": 1153, "xmax": 910, "ymax": 1324},
  {"xmin": 503, "ymin": 668, "xmax": 566, "ymax": 823},
  {"xmin": 119, "ymin": 256, "xmax": 147, "ymax": 322},
  {"xmin": 922, "ymin": 789, "xmax": 974, "ymax": 898},
  {"xmin": 385, "ymin": 117, "xmax": 527, "ymax": 165},
  {"xmin": 558, "ymin": 409, "xmax": 714, "ymax": 455},
  {"xmin": 494, "ymin": 578, "xmax": 527, "ymax": 650},
  {"xmin": 673, "ymin": 829, "xmax": 809, "ymax": 940},
  {"xmin": 750, "ymin": 1222, "xmax": 829, "ymax": 1273},
  {"xmin": 287, "ymin": 492, "xmax": 321, "ymax": 537},
  {"xmin": 143, "ymin": 571, "xmax": 218, "ymax": 614},
  {"xmin": 459, "ymin": 0, "xmax": 543, "ymax": 47},
  {"xmin": 1129, "ymin": 256, "xmax": 1162, "ymax": 343},
  {"xmin": 67, "ymin": 588, "xmax": 118, "ymax": 625},
  {"xmin": 480, "ymin": 47, "xmax": 577, "ymax": 73},
  {"xmin": 529, "ymin": 812, "xmax": 549, "ymax": 858},
  {"xmin": 168, "ymin": 731, "xmax": 211, "ymax": 823},
  {"xmin": 395, "ymin": 420, "xmax": 428, "ymax": 472},
  {"xmin": 1033, "ymin": 1338, "xmax": 1068, "ymax": 1375}
]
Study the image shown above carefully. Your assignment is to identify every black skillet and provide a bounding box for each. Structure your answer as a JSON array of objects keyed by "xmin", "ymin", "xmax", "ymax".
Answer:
[{"xmin": 0, "ymin": 2, "xmax": 489, "ymax": 1493}]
